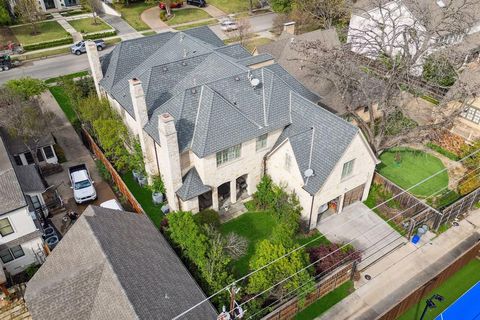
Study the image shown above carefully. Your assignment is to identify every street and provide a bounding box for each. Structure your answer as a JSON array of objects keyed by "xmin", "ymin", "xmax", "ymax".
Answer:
[{"xmin": 0, "ymin": 13, "xmax": 277, "ymax": 84}]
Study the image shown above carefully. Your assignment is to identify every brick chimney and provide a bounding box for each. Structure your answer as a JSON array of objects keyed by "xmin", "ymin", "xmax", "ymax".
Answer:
[
  {"xmin": 157, "ymin": 113, "xmax": 182, "ymax": 211},
  {"xmin": 283, "ymin": 21, "xmax": 296, "ymax": 35},
  {"xmin": 85, "ymin": 41, "xmax": 103, "ymax": 97}
]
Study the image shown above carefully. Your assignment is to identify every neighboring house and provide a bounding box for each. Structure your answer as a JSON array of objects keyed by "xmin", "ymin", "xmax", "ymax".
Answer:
[
  {"xmin": 255, "ymin": 22, "xmax": 381, "ymax": 121},
  {"xmin": 0, "ymin": 135, "xmax": 45, "ymax": 276},
  {"xmin": 8, "ymin": 0, "xmax": 79, "ymax": 13},
  {"xmin": 87, "ymin": 26, "xmax": 378, "ymax": 229},
  {"xmin": 0, "ymin": 129, "xmax": 58, "ymax": 167},
  {"xmin": 24, "ymin": 205, "xmax": 218, "ymax": 320}
]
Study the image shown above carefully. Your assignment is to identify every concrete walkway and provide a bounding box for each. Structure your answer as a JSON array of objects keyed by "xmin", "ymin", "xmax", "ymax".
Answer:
[
  {"xmin": 54, "ymin": 14, "xmax": 83, "ymax": 42},
  {"xmin": 317, "ymin": 202, "xmax": 406, "ymax": 270},
  {"xmin": 101, "ymin": 14, "xmax": 142, "ymax": 40},
  {"xmin": 141, "ymin": 7, "xmax": 170, "ymax": 31},
  {"xmin": 318, "ymin": 208, "xmax": 480, "ymax": 320},
  {"xmin": 201, "ymin": 4, "xmax": 227, "ymax": 18}
]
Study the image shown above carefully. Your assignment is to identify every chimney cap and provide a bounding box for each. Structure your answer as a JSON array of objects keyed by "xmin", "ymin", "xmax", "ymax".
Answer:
[{"xmin": 160, "ymin": 113, "xmax": 174, "ymax": 122}]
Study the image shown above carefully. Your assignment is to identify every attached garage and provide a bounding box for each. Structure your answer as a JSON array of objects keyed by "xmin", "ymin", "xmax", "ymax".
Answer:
[{"xmin": 342, "ymin": 183, "xmax": 365, "ymax": 210}]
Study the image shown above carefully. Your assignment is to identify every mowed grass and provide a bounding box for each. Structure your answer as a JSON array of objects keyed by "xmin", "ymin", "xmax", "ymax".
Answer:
[
  {"xmin": 398, "ymin": 258, "xmax": 480, "ymax": 320},
  {"xmin": 295, "ymin": 281, "xmax": 354, "ymax": 320},
  {"xmin": 166, "ymin": 8, "xmax": 212, "ymax": 25},
  {"xmin": 68, "ymin": 18, "xmax": 111, "ymax": 34},
  {"xmin": 113, "ymin": 3, "xmax": 154, "ymax": 31},
  {"xmin": 11, "ymin": 21, "xmax": 70, "ymax": 45},
  {"xmin": 377, "ymin": 148, "xmax": 449, "ymax": 198},
  {"xmin": 206, "ymin": 0, "xmax": 249, "ymax": 13},
  {"xmin": 244, "ymin": 37, "xmax": 273, "ymax": 52},
  {"xmin": 220, "ymin": 211, "xmax": 330, "ymax": 277},
  {"xmin": 49, "ymin": 86, "xmax": 78, "ymax": 124}
]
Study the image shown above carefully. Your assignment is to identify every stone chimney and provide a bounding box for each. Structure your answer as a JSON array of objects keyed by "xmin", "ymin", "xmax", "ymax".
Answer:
[
  {"xmin": 129, "ymin": 78, "xmax": 148, "ymax": 129},
  {"xmin": 283, "ymin": 21, "xmax": 296, "ymax": 35},
  {"xmin": 86, "ymin": 40, "xmax": 103, "ymax": 97},
  {"xmin": 158, "ymin": 113, "xmax": 182, "ymax": 211}
]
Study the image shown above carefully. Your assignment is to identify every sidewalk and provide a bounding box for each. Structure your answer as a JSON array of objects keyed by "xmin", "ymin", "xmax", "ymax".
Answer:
[
  {"xmin": 318, "ymin": 209, "xmax": 480, "ymax": 320},
  {"xmin": 53, "ymin": 13, "xmax": 83, "ymax": 42}
]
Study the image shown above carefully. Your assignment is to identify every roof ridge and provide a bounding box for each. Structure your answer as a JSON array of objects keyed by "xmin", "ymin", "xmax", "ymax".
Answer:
[{"xmin": 190, "ymin": 86, "xmax": 209, "ymax": 152}]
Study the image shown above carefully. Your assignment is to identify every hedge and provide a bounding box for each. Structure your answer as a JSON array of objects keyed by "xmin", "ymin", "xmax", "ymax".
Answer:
[
  {"xmin": 426, "ymin": 142, "xmax": 460, "ymax": 161},
  {"xmin": 23, "ymin": 37, "xmax": 73, "ymax": 51},
  {"xmin": 83, "ymin": 30, "xmax": 117, "ymax": 40}
]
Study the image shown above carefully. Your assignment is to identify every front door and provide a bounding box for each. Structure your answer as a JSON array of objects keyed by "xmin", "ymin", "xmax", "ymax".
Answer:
[
  {"xmin": 342, "ymin": 184, "xmax": 365, "ymax": 209},
  {"xmin": 44, "ymin": 0, "xmax": 55, "ymax": 9}
]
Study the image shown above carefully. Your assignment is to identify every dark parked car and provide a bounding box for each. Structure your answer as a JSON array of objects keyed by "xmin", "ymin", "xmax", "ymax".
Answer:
[
  {"xmin": 70, "ymin": 40, "xmax": 105, "ymax": 56},
  {"xmin": 159, "ymin": 1, "xmax": 183, "ymax": 9},
  {"xmin": 187, "ymin": 0, "xmax": 206, "ymax": 7},
  {"xmin": 0, "ymin": 54, "xmax": 12, "ymax": 71}
]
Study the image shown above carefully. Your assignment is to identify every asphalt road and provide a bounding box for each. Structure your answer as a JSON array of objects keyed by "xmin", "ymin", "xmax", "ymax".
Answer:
[{"xmin": 0, "ymin": 13, "xmax": 277, "ymax": 84}]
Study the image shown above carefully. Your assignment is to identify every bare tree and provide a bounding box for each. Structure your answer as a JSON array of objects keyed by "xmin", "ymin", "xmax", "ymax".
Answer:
[
  {"xmin": 223, "ymin": 232, "xmax": 248, "ymax": 259},
  {"xmin": 234, "ymin": 17, "xmax": 252, "ymax": 46},
  {"xmin": 0, "ymin": 88, "xmax": 57, "ymax": 172},
  {"xmin": 81, "ymin": 0, "xmax": 103, "ymax": 24},
  {"xmin": 295, "ymin": 0, "xmax": 349, "ymax": 29},
  {"xmin": 296, "ymin": 0, "xmax": 480, "ymax": 155},
  {"xmin": 15, "ymin": 0, "xmax": 42, "ymax": 35}
]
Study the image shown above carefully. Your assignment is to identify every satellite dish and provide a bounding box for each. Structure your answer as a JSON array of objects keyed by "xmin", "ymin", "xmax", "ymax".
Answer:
[
  {"xmin": 250, "ymin": 78, "xmax": 260, "ymax": 87},
  {"xmin": 304, "ymin": 168, "xmax": 314, "ymax": 178}
]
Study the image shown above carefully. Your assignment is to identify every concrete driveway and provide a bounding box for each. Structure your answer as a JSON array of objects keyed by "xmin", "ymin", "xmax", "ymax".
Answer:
[{"xmin": 317, "ymin": 202, "xmax": 407, "ymax": 270}]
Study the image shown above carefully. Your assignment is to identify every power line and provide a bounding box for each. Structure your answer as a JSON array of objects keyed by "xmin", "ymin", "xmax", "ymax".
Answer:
[
  {"xmin": 228, "ymin": 168, "xmax": 480, "ymax": 317},
  {"xmin": 173, "ymin": 148, "xmax": 480, "ymax": 319}
]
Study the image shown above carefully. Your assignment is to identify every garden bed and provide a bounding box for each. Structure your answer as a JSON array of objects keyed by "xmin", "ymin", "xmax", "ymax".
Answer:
[{"xmin": 10, "ymin": 21, "xmax": 71, "ymax": 46}]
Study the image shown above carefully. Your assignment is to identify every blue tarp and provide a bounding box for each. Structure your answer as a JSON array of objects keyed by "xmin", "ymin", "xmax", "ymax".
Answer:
[{"xmin": 435, "ymin": 281, "xmax": 480, "ymax": 320}]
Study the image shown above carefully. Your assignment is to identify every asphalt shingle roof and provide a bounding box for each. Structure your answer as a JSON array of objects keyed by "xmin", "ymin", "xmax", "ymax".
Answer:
[
  {"xmin": 176, "ymin": 167, "xmax": 211, "ymax": 201},
  {"xmin": 25, "ymin": 205, "xmax": 218, "ymax": 320},
  {"xmin": 13, "ymin": 165, "xmax": 46, "ymax": 194},
  {"xmin": 0, "ymin": 136, "xmax": 26, "ymax": 215}
]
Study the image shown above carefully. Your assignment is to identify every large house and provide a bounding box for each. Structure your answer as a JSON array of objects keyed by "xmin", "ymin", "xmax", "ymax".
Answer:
[
  {"xmin": 24, "ymin": 205, "xmax": 218, "ymax": 320},
  {"xmin": 8, "ymin": 0, "xmax": 79, "ymax": 13},
  {"xmin": 0, "ymin": 135, "xmax": 46, "ymax": 277},
  {"xmin": 86, "ymin": 27, "xmax": 378, "ymax": 229}
]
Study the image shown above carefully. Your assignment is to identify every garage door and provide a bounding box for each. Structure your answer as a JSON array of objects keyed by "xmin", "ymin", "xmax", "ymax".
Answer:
[{"xmin": 342, "ymin": 184, "xmax": 365, "ymax": 209}]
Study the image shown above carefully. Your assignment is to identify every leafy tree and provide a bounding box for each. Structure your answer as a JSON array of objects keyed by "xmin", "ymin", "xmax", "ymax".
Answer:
[
  {"xmin": 307, "ymin": 243, "xmax": 360, "ymax": 276},
  {"xmin": 252, "ymin": 175, "xmax": 277, "ymax": 210},
  {"xmin": 5, "ymin": 77, "xmax": 46, "ymax": 99},
  {"xmin": 270, "ymin": 0, "xmax": 292, "ymax": 13},
  {"xmin": 0, "ymin": 3, "xmax": 11, "ymax": 26},
  {"xmin": 422, "ymin": 55, "xmax": 457, "ymax": 87},
  {"xmin": 247, "ymin": 239, "xmax": 313, "ymax": 299},
  {"xmin": 15, "ymin": 0, "xmax": 42, "ymax": 35}
]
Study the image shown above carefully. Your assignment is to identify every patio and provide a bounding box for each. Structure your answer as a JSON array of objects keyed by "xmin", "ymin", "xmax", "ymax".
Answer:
[{"xmin": 317, "ymin": 202, "xmax": 407, "ymax": 270}]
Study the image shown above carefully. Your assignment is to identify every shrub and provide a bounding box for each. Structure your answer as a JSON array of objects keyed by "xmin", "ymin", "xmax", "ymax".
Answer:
[
  {"xmin": 458, "ymin": 172, "xmax": 480, "ymax": 196},
  {"xmin": 252, "ymin": 175, "xmax": 277, "ymax": 210},
  {"xmin": 149, "ymin": 175, "xmax": 165, "ymax": 194},
  {"xmin": 307, "ymin": 243, "xmax": 361, "ymax": 276},
  {"xmin": 159, "ymin": 11, "xmax": 167, "ymax": 21},
  {"xmin": 23, "ymin": 37, "xmax": 73, "ymax": 51},
  {"xmin": 83, "ymin": 30, "xmax": 117, "ymax": 40},
  {"xmin": 95, "ymin": 159, "xmax": 112, "ymax": 182},
  {"xmin": 194, "ymin": 209, "xmax": 221, "ymax": 229},
  {"xmin": 426, "ymin": 142, "xmax": 460, "ymax": 161},
  {"xmin": 25, "ymin": 264, "xmax": 40, "ymax": 279}
]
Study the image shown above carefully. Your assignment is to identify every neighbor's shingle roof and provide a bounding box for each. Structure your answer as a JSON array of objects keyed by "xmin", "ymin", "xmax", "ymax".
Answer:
[
  {"xmin": 13, "ymin": 165, "xmax": 46, "ymax": 194},
  {"xmin": 25, "ymin": 205, "xmax": 218, "ymax": 320},
  {"xmin": 0, "ymin": 128, "xmax": 55, "ymax": 155},
  {"xmin": 273, "ymin": 93, "xmax": 359, "ymax": 195},
  {"xmin": 0, "ymin": 136, "xmax": 26, "ymax": 215},
  {"xmin": 176, "ymin": 167, "xmax": 211, "ymax": 201}
]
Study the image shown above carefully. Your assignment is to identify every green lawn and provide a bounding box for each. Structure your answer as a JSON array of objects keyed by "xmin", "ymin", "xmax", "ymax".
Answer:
[
  {"xmin": 68, "ymin": 18, "xmax": 111, "ymax": 34},
  {"xmin": 220, "ymin": 211, "xmax": 330, "ymax": 277},
  {"xmin": 377, "ymin": 148, "xmax": 449, "ymax": 198},
  {"xmin": 45, "ymin": 71, "xmax": 89, "ymax": 84},
  {"xmin": 11, "ymin": 21, "xmax": 70, "ymax": 45},
  {"xmin": 121, "ymin": 173, "xmax": 164, "ymax": 229},
  {"xmin": 206, "ymin": 0, "xmax": 249, "ymax": 13},
  {"xmin": 174, "ymin": 19, "xmax": 218, "ymax": 31},
  {"xmin": 166, "ymin": 8, "xmax": 211, "ymax": 26},
  {"xmin": 295, "ymin": 281, "xmax": 354, "ymax": 320},
  {"xmin": 49, "ymin": 86, "xmax": 78, "ymax": 125},
  {"xmin": 244, "ymin": 37, "xmax": 273, "ymax": 52},
  {"xmin": 398, "ymin": 258, "xmax": 480, "ymax": 320},
  {"xmin": 113, "ymin": 3, "xmax": 154, "ymax": 31}
]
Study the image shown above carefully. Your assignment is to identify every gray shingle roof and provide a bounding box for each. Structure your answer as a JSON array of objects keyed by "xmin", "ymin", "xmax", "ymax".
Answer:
[
  {"xmin": 13, "ymin": 165, "xmax": 46, "ymax": 193},
  {"xmin": 273, "ymin": 93, "xmax": 359, "ymax": 195},
  {"xmin": 0, "ymin": 136, "xmax": 26, "ymax": 215},
  {"xmin": 25, "ymin": 205, "xmax": 218, "ymax": 320},
  {"xmin": 237, "ymin": 53, "xmax": 274, "ymax": 67},
  {"xmin": 1, "ymin": 128, "xmax": 55, "ymax": 155},
  {"xmin": 176, "ymin": 167, "xmax": 211, "ymax": 201}
]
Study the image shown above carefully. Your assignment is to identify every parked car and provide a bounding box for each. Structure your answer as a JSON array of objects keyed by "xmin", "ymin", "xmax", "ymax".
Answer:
[
  {"xmin": 68, "ymin": 164, "xmax": 97, "ymax": 204},
  {"xmin": 159, "ymin": 1, "xmax": 183, "ymax": 9},
  {"xmin": 186, "ymin": 0, "xmax": 206, "ymax": 7},
  {"xmin": 0, "ymin": 54, "xmax": 12, "ymax": 71},
  {"xmin": 220, "ymin": 19, "xmax": 238, "ymax": 32},
  {"xmin": 100, "ymin": 199, "xmax": 124, "ymax": 211},
  {"xmin": 70, "ymin": 40, "xmax": 105, "ymax": 56}
]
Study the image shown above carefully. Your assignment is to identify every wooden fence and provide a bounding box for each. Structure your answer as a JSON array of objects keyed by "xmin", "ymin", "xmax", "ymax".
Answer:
[
  {"xmin": 261, "ymin": 261, "xmax": 356, "ymax": 320},
  {"xmin": 378, "ymin": 239, "xmax": 480, "ymax": 320},
  {"xmin": 81, "ymin": 128, "xmax": 144, "ymax": 214}
]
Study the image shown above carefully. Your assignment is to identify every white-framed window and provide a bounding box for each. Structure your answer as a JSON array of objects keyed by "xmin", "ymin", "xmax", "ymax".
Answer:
[
  {"xmin": 216, "ymin": 144, "xmax": 241, "ymax": 166},
  {"xmin": 0, "ymin": 218, "xmax": 14, "ymax": 237},
  {"xmin": 461, "ymin": 106, "xmax": 480, "ymax": 124},
  {"xmin": 256, "ymin": 134, "xmax": 268, "ymax": 151},
  {"xmin": 43, "ymin": 145, "xmax": 55, "ymax": 159},
  {"xmin": 285, "ymin": 153, "xmax": 292, "ymax": 172},
  {"xmin": 341, "ymin": 159, "xmax": 355, "ymax": 179},
  {"xmin": 0, "ymin": 245, "xmax": 25, "ymax": 264}
]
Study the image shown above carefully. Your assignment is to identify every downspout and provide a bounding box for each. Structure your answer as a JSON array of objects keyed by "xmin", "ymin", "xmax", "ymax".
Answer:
[{"xmin": 308, "ymin": 194, "xmax": 315, "ymax": 231}]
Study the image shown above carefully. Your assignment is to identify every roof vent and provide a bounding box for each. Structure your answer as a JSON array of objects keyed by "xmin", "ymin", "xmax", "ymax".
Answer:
[
  {"xmin": 183, "ymin": 48, "xmax": 187, "ymax": 58},
  {"xmin": 182, "ymin": 61, "xmax": 187, "ymax": 66},
  {"xmin": 235, "ymin": 76, "xmax": 240, "ymax": 81},
  {"xmin": 163, "ymin": 66, "xmax": 168, "ymax": 72},
  {"xmin": 191, "ymin": 87, "xmax": 197, "ymax": 94},
  {"xmin": 180, "ymin": 34, "xmax": 185, "ymax": 42},
  {"xmin": 304, "ymin": 168, "xmax": 315, "ymax": 178},
  {"xmin": 436, "ymin": 0, "xmax": 446, "ymax": 7}
]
